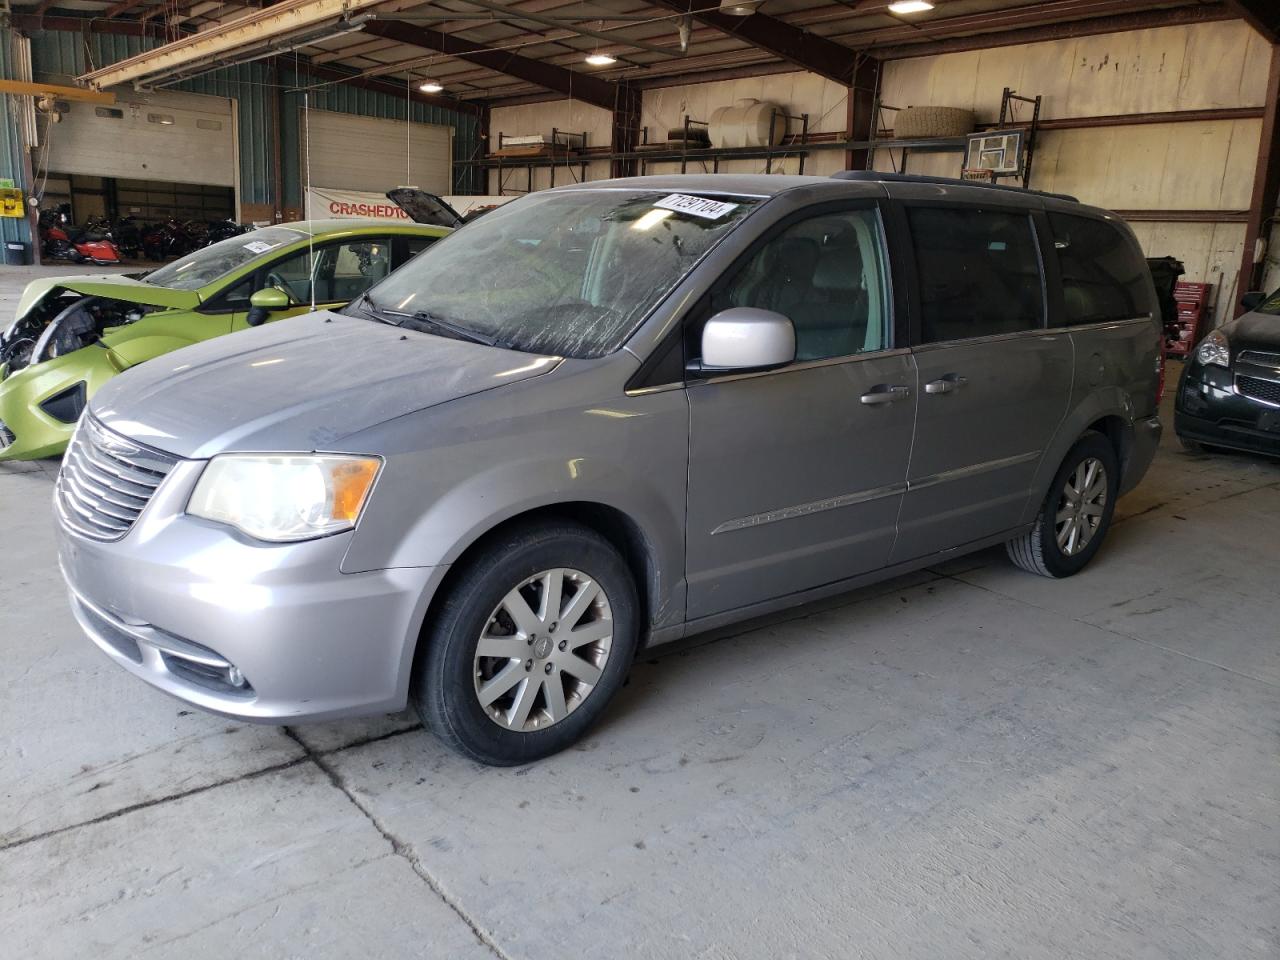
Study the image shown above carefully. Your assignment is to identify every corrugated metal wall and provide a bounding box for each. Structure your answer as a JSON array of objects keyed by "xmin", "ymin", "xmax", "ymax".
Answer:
[
  {"xmin": 279, "ymin": 67, "xmax": 482, "ymax": 204},
  {"xmin": 10, "ymin": 28, "xmax": 482, "ymax": 216},
  {"xmin": 0, "ymin": 29, "xmax": 34, "ymax": 250}
]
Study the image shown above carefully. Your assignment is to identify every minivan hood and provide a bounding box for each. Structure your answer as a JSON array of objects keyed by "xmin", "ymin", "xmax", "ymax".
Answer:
[
  {"xmin": 91, "ymin": 312, "xmax": 561, "ymax": 459},
  {"xmin": 10, "ymin": 274, "xmax": 201, "ymax": 327}
]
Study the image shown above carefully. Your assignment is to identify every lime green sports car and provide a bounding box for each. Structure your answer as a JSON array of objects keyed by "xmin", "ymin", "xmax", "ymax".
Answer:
[{"xmin": 0, "ymin": 216, "xmax": 452, "ymax": 460}]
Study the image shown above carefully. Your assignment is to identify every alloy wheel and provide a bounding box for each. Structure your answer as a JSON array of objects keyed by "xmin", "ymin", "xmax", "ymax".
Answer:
[
  {"xmin": 473, "ymin": 568, "xmax": 614, "ymax": 732},
  {"xmin": 1055, "ymin": 457, "xmax": 1107, "ymax": 557}
]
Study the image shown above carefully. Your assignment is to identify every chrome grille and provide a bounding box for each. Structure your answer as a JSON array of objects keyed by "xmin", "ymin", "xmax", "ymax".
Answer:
[
  {"xmin": 56, "ymin": 416, "xmax": 179, "ymax": 541},
  {"xmin": 1238, "ymin": 350, "xmax": 1280, "ymax": 368},
  {"xmin": 1236, "ymin": 375, "xmax": 1280, "ymax": 408}
]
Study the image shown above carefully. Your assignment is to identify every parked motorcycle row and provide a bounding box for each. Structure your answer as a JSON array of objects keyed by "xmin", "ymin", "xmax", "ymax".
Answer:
[{"xmin": 36, "ymin": 203, "xmax": 248, "ymax": 265}]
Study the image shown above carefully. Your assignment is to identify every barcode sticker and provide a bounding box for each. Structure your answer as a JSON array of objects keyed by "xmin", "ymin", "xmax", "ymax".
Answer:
[
  {"xmin": 654, "ymin": 194, "xmax": 739, "ymax": 220},
  {"xmin": 243, "ymin": 240, "xmax": 276, "ymax": 254}
]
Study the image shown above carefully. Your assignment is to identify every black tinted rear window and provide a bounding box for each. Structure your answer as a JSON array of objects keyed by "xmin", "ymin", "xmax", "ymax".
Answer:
[
  {"xmin": 1050, "ymin": 213, "xmax": 1151, "ymax": 325},
  {"xmin": 908, "ymin": 206, "xmax": 1044, "ymax": 344}
]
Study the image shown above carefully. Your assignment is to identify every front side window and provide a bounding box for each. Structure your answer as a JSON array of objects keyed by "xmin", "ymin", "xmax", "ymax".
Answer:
[
  {"xmin": 265, "ymin": 239, "xmax": 392, "ymax": 304},
  {"xmin": 908, "ymin": 206, "xmax": 1043, "ymax": 344},
  {"xmin": 695, "ymin": 207, "xmax": 889, "ymax": 362},
  {"xmin": 358, "ymin": 190, "xmax": 758, "ymax": 358},
  {"xmin": 1050, "ymin": 213, "xmax": 1151, "ymax": 325},
  {"xmin": 404, "ymin": 235, "xmax": 439, "ymax": 259}
]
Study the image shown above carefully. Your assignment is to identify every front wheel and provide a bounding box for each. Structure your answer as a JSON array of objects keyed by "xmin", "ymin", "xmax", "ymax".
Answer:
[
  {"xmin": 413, "ymin": 520, "xmax": 639, "ymax": 765},
  {"xmin": 1007, "ymin": 432, "xmax": 1119, "ymax": 578}
]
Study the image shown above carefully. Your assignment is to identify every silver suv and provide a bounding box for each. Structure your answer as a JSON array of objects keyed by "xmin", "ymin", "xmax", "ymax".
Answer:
[{"xmin": 55, "ymin": 174, "xmax": 1162, "ymax": 765}]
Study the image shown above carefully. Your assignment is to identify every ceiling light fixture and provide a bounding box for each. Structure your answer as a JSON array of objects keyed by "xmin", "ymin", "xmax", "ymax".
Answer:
[
  {"xmin": 887, "ymin": 0, "xmax": 934, "ymax": 13},
  {"xmin": 718, "ymin": 0, "xmax": 763, "ymax": 15},
  {"xmin": 418, "ymin": 80, "xmax": 444, "ymax": 93},
  {"xmin": 585, "ymin": 52, "xmax": 617, "ymax": 66}
]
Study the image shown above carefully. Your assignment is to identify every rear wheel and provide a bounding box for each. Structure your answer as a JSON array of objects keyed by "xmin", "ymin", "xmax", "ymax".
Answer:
[
  {"xmin": 1007, "ymin": 432, "xmax": 1118, "ymax": 578},
  {"xmin": 413, "ymin": 520, "xmax": 639, "ymax": 765}
]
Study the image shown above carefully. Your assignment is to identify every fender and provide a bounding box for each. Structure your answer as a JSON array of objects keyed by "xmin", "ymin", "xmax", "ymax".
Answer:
[
  {"xmin": 1020, "ymin": 383, "xmax": 1134, "ymax": 525},
  {"xmin": 339, "ymin": 374, "xmax": 691, "ymax": 629}
]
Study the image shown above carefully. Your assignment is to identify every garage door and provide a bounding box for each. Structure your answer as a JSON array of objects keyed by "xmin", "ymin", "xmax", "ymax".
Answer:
[
  {"xmin": 302, "ymin": 110, "xmax": 452, "ymax": 195},
  {"xmin": 46, "ymin": 89, "xmax": 235, "ymax": 187}
]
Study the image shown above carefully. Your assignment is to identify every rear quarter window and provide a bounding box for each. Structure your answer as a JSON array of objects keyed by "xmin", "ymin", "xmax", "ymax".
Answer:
[{"xmin": 1049, "ymin": 213, "xmax": 1151, "ymax": 325}]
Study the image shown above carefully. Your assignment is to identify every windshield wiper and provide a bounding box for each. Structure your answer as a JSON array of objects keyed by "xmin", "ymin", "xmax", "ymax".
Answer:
[
  {"xmin": 354, "ymin": 296, "xmax": 504, "ymax": 347},
  {"xmin": 349, "ymin": 292, "xmax": 410, "ymax": 327},
  {"xmin": 376, "ymin": 307, "xmax": 502, "ymax": 347}
]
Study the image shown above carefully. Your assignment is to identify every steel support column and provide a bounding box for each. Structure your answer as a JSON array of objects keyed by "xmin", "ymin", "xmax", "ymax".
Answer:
[
  {"xmin": 1237, "ymin": 43, "xmax": 1280, "ymax": 313},
  {"xmin": 845, "ymin": 55, "xmax": 880, "ymax": 172}
]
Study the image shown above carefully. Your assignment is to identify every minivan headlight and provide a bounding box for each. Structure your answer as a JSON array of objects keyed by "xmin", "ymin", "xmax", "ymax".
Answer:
[
  {"xmin": 188, "ymin": 454, "xmax": 381, "ymax": 542},
  {"xmin": 1195, "ymin": 329, "xmax": 1230, "ymax": 368}
]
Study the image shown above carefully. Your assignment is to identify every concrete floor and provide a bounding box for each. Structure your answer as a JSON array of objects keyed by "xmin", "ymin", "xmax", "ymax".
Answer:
[{"xmin": 1, "ymin": 263, "xmax": 1277, "ymax": 959}]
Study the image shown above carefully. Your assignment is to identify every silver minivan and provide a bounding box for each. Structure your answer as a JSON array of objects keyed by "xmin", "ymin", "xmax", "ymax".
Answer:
[{"xmin": 55, "ymin": 174, "xmax": 1162, "ymax": 765}]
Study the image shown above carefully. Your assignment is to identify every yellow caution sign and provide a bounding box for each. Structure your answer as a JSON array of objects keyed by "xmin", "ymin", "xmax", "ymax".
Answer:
[{"xmin": 0, "ymin": 188, "xmax": 25, "ymax": 218}]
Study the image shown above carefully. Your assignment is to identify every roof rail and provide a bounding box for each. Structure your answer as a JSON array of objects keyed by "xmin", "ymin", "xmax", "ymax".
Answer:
[{"xmin": 830, "ymin": 170, "xmax": 1078, "ymax": 203}]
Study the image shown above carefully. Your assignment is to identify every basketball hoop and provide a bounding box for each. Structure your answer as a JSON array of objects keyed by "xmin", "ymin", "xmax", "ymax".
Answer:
[{"xmin": 961, "ymin": 168, "xmax": 996, "ymax": 183}]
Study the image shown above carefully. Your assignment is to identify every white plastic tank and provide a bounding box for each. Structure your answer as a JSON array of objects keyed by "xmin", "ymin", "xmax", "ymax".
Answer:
[{"xmin": 708, "ymin": 99, "xmax": 786, "ymax": 148}]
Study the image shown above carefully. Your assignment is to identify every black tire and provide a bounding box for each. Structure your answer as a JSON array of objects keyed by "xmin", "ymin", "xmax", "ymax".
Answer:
[
  {"xmin": 413, "ymin": 520, "xmax": 639, "ymax": 766},
  {"xmin": 1006, "ymin": 431, "xmax": 1119, "ymax": 579}
]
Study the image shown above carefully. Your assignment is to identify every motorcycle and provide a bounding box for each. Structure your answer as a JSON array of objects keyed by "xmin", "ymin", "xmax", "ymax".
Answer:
[
  {"xmin": 37, "ymin": 205, "xmax": 123, "ymax": 265},
  {"xmin": 203, "ymin": 219, "xmax": 248, "ymax": 245},
  {"xmin": 140, "ymin": 218, "xmax": 197, "ymax": 262}
]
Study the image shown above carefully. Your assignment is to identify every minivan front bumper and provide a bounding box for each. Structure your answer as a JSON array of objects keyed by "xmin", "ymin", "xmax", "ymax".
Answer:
[{"xmin": 56, "ymin": 464, "xmax": 443, "ymax": 722}]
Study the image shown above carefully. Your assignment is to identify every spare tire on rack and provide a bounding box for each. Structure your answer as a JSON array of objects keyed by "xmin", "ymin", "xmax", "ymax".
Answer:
[{"xmin": 893, "ymin": 106, "xmax": 975, "ymax": 139}]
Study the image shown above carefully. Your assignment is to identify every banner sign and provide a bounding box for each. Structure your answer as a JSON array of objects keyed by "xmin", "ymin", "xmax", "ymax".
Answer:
[{"xmin": 306, "ymin": 188, "xmax": 513, "ymax": 222}]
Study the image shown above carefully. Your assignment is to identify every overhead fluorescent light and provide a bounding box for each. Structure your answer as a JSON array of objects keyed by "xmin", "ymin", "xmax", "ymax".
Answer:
[
  {"xmin": 887, "ymin": 0, "xmax": 934, "ymax": 13},
  {"xmin": 419, "ymin": 80, "xmax": 444, "ymax": 93},
  {"xmin": 585, "ymin": 52, "xmax": 616, "ymax": 66}
]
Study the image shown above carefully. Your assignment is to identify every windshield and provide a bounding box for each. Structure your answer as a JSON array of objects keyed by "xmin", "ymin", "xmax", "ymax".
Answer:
[
  {"xmin": 357, "ymin": 189, "xmax": 758, "ymax": 357},
  {"xmin": 145, "ymin": 226, "xmax": 304, "ymax": 290}
]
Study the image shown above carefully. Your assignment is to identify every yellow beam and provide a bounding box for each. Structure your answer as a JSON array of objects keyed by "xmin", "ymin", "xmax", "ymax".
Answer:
[
  {"xmin": 0, "ymin": 80, "xmax": 117, "ymax": 105},
  {"xmin": 78, "ymin": 0, "xmax": 386, "ymax": 91}
]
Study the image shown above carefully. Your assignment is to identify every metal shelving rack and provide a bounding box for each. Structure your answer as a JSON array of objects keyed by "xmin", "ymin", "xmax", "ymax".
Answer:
[
  {"xmin": 458, "ymin": 91, "xmax": 1042, "ymax": 186},
  {"xmin": 863, "ymin": 88, "xmax": 1044, "ymax": 186},
  {"xmin": 635, "ymin": 108, "xmax": 810, "ymax": 175},
  {"xmin": 489, "ymin": 128, "xmax": 589, "ymax": 195}
]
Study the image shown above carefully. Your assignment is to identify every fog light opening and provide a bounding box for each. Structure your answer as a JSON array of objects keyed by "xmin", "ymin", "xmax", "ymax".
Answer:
[{"xmin": 227, "ymin": 665, "xmax": 246, "ymax": 688}]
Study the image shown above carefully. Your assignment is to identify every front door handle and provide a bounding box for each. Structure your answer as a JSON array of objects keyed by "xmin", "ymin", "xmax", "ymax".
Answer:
[
  {"xmin": 860, "ymin": 384, "xmax": 911, "ymax": 405},
  {"xmin": 925, "ymin": 374, "xmax": 968, "ymax": 395}
]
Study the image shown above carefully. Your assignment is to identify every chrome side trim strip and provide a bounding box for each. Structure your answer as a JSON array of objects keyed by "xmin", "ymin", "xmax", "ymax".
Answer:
[
  {"xmin": 710, "ymin": 450, "xmax": 1042, "ymax": 535},
  {"xmin": 909, "ymin": 450, "xmax": 1042, "ymax": 491},
  {"xmin": 711, "ymin": 482, "xmax": 906, "ymax": 535}
]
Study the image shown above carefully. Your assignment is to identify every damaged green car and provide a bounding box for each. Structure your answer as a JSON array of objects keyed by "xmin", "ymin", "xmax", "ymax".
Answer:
[{"xmin": 0, "ymin": 214, "xmax": 453, "ymax": 460}]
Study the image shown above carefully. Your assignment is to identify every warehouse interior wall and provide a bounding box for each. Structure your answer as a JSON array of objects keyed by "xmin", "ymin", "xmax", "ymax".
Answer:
[
  {"xmin": 0, "ymin": 29, "xmax": 35, "ymax": 251},
  {"xmin": 2, "ymin": 26, "xmax": 483, "ymax": 225},
  {"xmin": 873, "ymin": 20, "xmax": 1271, "ymax": 322}
]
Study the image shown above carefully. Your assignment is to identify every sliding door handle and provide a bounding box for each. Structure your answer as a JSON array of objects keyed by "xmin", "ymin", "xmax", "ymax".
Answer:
[
  {"xmin": 860, "ymin": 385, "xmax": 911, "ymax": 405},
  {"xmin": 925, "ymin": 374, "xmax": 968, "ymax": 395}
]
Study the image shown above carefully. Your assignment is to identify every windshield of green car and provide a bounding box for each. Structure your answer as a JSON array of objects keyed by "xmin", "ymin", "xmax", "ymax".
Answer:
[
  {"xmin": 356, "ymin": 189, "xmax": 759, "ymax": 358},
  {"xmin": 145, "ymin": 226, "xmax": 304, "ymax": 290}
]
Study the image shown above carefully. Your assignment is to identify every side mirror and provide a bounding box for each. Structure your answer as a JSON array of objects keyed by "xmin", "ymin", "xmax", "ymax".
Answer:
[
  {"xmin": 246, "ymin": 286, "xmax": 290, "ymax": 327},
  {"xmin": 696, "ymin": 308, "xmax": 795, "ymax": 373},
  {"xmin": 1241, "ymin": 290, "xmax": 1266, "ymax": 312}
]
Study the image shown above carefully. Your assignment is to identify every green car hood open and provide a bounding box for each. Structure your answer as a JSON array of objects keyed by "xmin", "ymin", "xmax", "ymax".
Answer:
[{"xmin": 9, "ymin": 274, "xmax": 201, "ymax": 328}]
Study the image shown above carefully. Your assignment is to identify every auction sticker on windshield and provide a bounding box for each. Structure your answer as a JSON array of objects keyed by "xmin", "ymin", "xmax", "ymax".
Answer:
[
  {"xmin": 243, "ymin": 240, "xmax": 277, "ymax": 254},
  {"xmin": 654, "ymin": 194, "xmax": 739, "ymax": 220}
]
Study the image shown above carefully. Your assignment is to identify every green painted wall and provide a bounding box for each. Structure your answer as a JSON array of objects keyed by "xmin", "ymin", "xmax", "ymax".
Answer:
[{"xmin": 3, "ymin": 26, "xmax": 483, "ymax": 222}]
